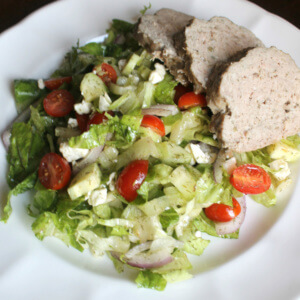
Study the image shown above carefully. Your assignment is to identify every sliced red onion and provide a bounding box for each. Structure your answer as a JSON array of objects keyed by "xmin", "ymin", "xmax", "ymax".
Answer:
[
  {"xmin": 215, "ymin": 196, "xmax": 247, "ymax": 235},
  {"xmin": 142, "ymin": 105, "xmax": 179, "ymax": 117},
  {"xmin": 1, "ymin": 130, "xmax": 11, "ymax": 151},
  {"xmin": 213, "ymin": 150, "xmax": 226, "ymax": 183},
  {"xmin": 223, "ymin": 157, "xmax": 237, "ymax": 175},
  {"xmin": 213, "ymin": 150, "xmax": 236, "ymax": 183},
  {"xmin": 124, "ymin": 241, "xmax": 152, "ymax": 259},
  {"xmin": 72, "ymin": 145, "xmax": 104, "ymax": 175},
  {"xmin": 125, "ymin": 249, "xmax": 174, "ymax": 269}
]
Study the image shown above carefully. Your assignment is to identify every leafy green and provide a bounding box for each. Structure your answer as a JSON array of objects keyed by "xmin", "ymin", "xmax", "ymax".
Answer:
[
  {"xmin": 159, "ymin": 207, "xmax": 179, "ymax": 230},
  {"xmin": 1, "ymin": 172, "xmax": 37, "ymax": 222},
  {"xmin": 195, "ymin": 167, "xmax": 237, "ymax": 207},
  {"xmin": 140, "ymin": 3, "xmax": 152, "ymax": 15},
  {"xmin": 7, "ymin": 122, "xmax": 48, "ymax": 189},
  {"xmin": 69, "ymin": 114, "xmax": 141, "ymax": 149},
  {"xmin": 154, "ymin": 73, "xmax": 177, "ymax": 105},
  {"xmin": 13, "ymin": 80, "xmax": 45, "ymax": 114},
  {"xmin": 193, "ymin": 212, "xmax": 239, "ymax": 239},
  {"xmin": 80, "ymin": 43, "xmax": 106, "ymax": 56},
  {"xmin": 111, "ymin": 19, "xmax": 135, "ymax": 34},
  {"xmin": 251, "ymin": 189, "xmax": 276, "ymax": 208},
  {"xmin": 162, "ymin": 270, "xmax": 192, "ymax": 283},
  {"xmin": 32, "ymin": 211, "xmax": 84, "ymax": 251},
  {"xmin": 135, "ymin": 270, "xmax": 167, "ymax": 291},
  {"xmin": 162, "ymin": 112, "xmax": 182, "ymax": 126},
  {"xmin": 33, "ymin": 185, "xmax": 57, "ymax": 213},
  {"xmin": 51, "ymin": 46, "xmax": 96, "ymax": 77}
]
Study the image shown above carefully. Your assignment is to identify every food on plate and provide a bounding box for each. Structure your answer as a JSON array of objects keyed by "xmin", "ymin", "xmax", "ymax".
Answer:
[
  {"xmin": 135, "ymin": 8, "xmax": 193, "ymax": 85},
  {"xmin": 1, "ymin": 6, "xmax": 300, "ymax": 291},
  {"xmin": 207, "ymin": 46, "xmax": 300, "ymax": 152},
  {"xmin": 174, "ymin": 16, "xmax": 264, "ymax": 92}
]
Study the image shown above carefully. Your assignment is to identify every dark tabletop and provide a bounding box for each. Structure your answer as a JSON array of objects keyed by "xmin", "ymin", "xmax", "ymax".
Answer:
[{"xmin": 0, "ymin": 0, "xmax": 299, "ymax": 33}]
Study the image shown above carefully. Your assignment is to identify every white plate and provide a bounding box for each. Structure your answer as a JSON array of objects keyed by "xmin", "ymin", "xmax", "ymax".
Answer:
[{"xmin": 0, "ymin": 0, "xmax": 299, "ymax": 299}]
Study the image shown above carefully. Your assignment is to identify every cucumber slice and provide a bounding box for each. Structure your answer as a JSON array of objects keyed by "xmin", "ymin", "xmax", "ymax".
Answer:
[
  {"xmin": 116, "ymin": 137, "xmax": 160, "ymax": 169},
  {"xmin": 67, "ymin": 163, "xmax": 101, "ymax": 200},
  {"xmin": 80, "ymin": 72, "xmax": 108, "ymax": 102}
]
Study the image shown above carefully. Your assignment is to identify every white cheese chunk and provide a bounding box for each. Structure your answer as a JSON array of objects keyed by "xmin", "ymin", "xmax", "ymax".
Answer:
[
  {"xmin": 186, "ymin": 143, "xmax": 215, "ymax": 164},
  {"xmin": 149, "ymin": 63, "xmax": 166, "ymax": 84},
  {"xmin": 269, "ymin": 159, "xmax": 291, "ymax": 181},
  {"xmin": 99, "ymin": 92, "xmax": 112, "ymax": 112},
  {"xmin": 67, "ymin": 118, "xmax": 78, "ymax": 129},
  {"xmin": 59, "ymin": 142, "xmax": 89, "ymax": 162},
  {"xmin": 74, "ymin": 100, "xmax": 92, "ymax": 115},
  {"xmin": 38, "ymin": 79, "xmax": 45, "ymax": 89},
  {"xmin": 87, "ymin": 187, "xmax": 108, "ymax": 206}
]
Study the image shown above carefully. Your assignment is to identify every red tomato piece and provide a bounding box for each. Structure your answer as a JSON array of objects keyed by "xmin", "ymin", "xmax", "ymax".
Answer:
[
  {"xmin": 116, "ymin": 160, "xmax": 149, "ymax": 202},
  {"xmin": 178, "ymin": 92, "xmax": 207, "ymax": 110},
  {"xmin": 94, "ymin": 63, "xmax": 117, "ymax": 85},
  {"xmin": 44, "ymin": 76, "xmax": 72, "ymax": 90},
  {"xmin": 43, "ymin": 90, "xmax": 74, "ymax": 117},
  {"xmin": 38, "ymin": 153, "xmax": 71, "ymax": 190},
  {"xmin": 205, "ymin": 198, "xmax": 241, "ymax": 222},
  {"xmin": 230, "ymin": 164, "xmax": 271, "ymax": 194},
  {"xmin": 141, "ymin": 115, "xmax": 165, "ymax": 136},
  {"xmin": 76, "ymin": 113, "xmax": 90, "ymax": 132},
  {"xmin": 174, "ymin": 84, "xmax": 193, "ymax": 104},
  {"xmin": 86, "ymin": 111, "xmax": 114, "ymax": 130}
]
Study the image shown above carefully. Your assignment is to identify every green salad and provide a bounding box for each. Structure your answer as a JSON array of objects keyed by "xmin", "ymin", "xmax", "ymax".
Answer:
[{"xmin": 2, "ymin": 16, "xmax": 300, "ymax": 291}]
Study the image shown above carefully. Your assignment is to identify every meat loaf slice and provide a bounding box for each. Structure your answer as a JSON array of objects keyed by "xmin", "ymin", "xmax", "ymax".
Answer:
[
  {"xmin": 134, "ymin": 8, "xmax": 193, "ymax": 85},
  {"xmin": 207, "ymin": 46, "xmax": 300, "ymax": 153},
  {"xmin": 176, "ymin": 17, "xmax": 264, "ymax": 93}
]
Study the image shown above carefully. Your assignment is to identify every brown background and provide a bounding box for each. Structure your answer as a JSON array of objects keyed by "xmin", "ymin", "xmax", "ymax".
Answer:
[{"xmin": 0, "ymin": 0, "xmax": 299, "ymax": 33}]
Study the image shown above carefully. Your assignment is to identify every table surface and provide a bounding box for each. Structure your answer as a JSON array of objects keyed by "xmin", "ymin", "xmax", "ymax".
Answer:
[{"xmin": 0, "ymin": 0, "xmax": 299, "ymax": 33}]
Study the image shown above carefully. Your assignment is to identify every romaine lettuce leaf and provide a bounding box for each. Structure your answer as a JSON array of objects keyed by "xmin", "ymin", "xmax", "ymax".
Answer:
[
  {"xmin": 13, "ymin": 80, "xmax": 45, "ymax": 114},
  {"xmin": 154, "ymin": 73, "xmax": 177, "ymax": 105},
  {"xmin": 1, "ymin": 172, "xmax": 37, "ymax": 222},
  {"xmin": 68, "ymin": 115, "xmax": 142, "ymax": 149},
  {"xmin": 135, "ymin": 270, "xmax": 167, "ymax": 291},
  {"xmin": 7, "ymin": 122, "xmax": 48, "ymax": 189}
]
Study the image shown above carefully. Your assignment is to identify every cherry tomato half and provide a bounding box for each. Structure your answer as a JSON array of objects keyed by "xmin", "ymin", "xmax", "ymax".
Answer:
[
  {"xmin": 94, "ymin": 63, "xmax": 117, "ymax": 85},
  {"xmin": 44, "ymin": 76, "xmax": 72, "ymax": 90},
  {"xmin": 174, "ymin": 84, "xmax": 193, "ymax": 104},
  {"xmin": 76, "ymin": 113, "xmax": 90, "ymax": 132},
  {"xmin": 116, "ymin": 160, "xmax": 149, "ymax": 202},
  {"xmin": 141, "ymin": 115, "xmax": 165, "ymax": 136},
  {"xmin": 230, "ymin": 164, "xmax": 271, "ymax": 194},
  {"xmin": 43, "ymin": 90, "xmax": 74, "ymax": 117},
  {"xmin": 178, "ymin": 92, "xmax": 207, "ymax": 110},
  {"xmin": 205, "ymin": 198, "xmax": 241, "ymax": 222},
  {"xmin": 86, "ymin": 111, "xmax": 114, "ymax": 130},
  {"xmin": 38, "ymin": 153, "xmax": 71, "ymax": 190}
]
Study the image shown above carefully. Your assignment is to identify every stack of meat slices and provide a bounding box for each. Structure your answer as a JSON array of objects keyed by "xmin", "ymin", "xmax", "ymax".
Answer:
[{"xmin": 134, "ymin": 8, "xmax": 300, "ymax": 153}]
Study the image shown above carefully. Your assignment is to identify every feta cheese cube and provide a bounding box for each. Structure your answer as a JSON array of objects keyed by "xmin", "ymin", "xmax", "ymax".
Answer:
[
  {"xmin": 59, "ymin": 142, "xmax": 89, "ymax": 162},
  {"xmin": 68, "ymin": 118, "xmax": 78, "ymax": 129},
  {"xmin": 269, "ymin": 159, "xmax": 291, "ymax": 181},
  {"xmin": 149, "ymin": 63, "xmax": 166, "ymax": 84},
  {"xmin": 38, "ymin": 79, "xmax": 45, "ymax": 89},
  {"xmin": 74, "ymin": 100, "xmax": 92, "ymax": 115},
  {"xmin": 186, "ymin": 143, "xmax": 216, "ymax": 164}
]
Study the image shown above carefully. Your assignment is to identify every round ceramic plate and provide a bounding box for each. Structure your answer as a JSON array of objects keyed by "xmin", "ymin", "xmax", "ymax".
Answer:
[{"xmin": 0, "ymin": 0, "xmax": 299, "ymax": 299}]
